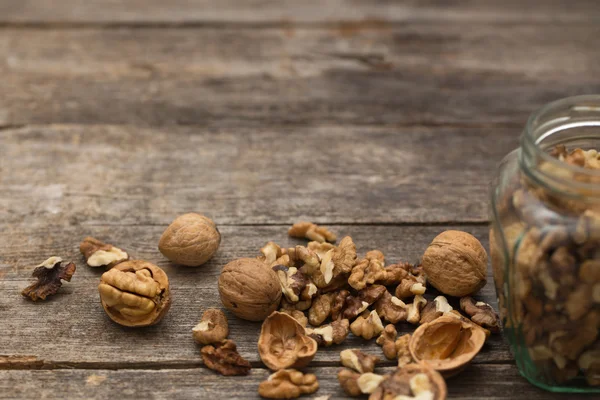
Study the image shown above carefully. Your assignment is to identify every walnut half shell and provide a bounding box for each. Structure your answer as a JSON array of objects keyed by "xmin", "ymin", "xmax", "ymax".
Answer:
[{"xmin": 258, "ymin": 312, "xmax": 318, "ymax": 371}]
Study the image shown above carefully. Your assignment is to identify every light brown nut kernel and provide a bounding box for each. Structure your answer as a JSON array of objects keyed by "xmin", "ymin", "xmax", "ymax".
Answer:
[
  {"xmin": 192, "ymin": 309, "xmax": 229, "ymax": 345},
  {"xmin": 331, "ymin": 289, "xmax": 350, "ymax": 321},
  {"xmin": 272, "ymin": 265, "xmax": 310, "ymax": 303},
  {"xmin": 357, "ymin": 284, "xmax": 387, "ymax": 305},
  {"xmin": 422, "ymin": 230, "xmax": 487, "ymax": 297},
  {"xmin": 260, "ymin": 242, "xmax": 284, "ymax": 266},
  {"xmin": 337, "ymin": 368, "xmax": 362, "ymax": 397},
  {"xmin": 396, "ymin": 334, "xmax": 413, "ymax": 367},
  {"xmin": 158, "ymin": 213, "xmax": 221, "ymax": 267},
  {"xmin": 258, "ymin": 312, "xmax": 318, "ymax": 371},
  {"xmin": 350, "ymin": 310, "xmax": 384, "ymax": 340},
  {"xmin": 98, "ymin": 260, "xmax": 170, "ymax": 327},
  {"xmin": 307, "ymin": 241, "xmax": 336, "ymax": 259},
  {"xmin": 258, "ymin": 369, "xmax": 319, "ymax": 399},
  {"xmin": 578, "ymin": 347, "xmax": 600, "ymax": 386},
  {"xmin": 348, "ymin": 255, "xmax": 386, "ymax": 291},
  {"xmin": 379, "ymin": 262, "xmax": 412, "ymax": 286},
  {"xmin": 200, "ymin": 339, "xmax": 251, "ymax": 376},
  {"xmin": 218, "ymin": 258, "xmax": 281, "ymax": 322},
  {"xmin": 376, "ymin": 324, "xmax": 398, "ymax": 360},
  {"xmin": 459, "ymin": 297, "xmax": 501, "ymax": 333},
  {"xmin": 80, "ymin": 237, "xmax": 128, "ymax": 268},
  {"xmin": 307, "ymin": 319, "xmax": 350, "ymax": 346},
  {"xmin": 340, "ymin": 349, "xmax": 379, "ymax": 373},
  {"xmin": 369, "ymin": 364, "xmax": 447, "ymax": 400},
  {"xmin": 406, "ymin": 295, "xmax": 427, "ymax": 324},
  {"xmin": 289, "ymin": 221, "xmax": 336, "ymax": 243},
  {"xmin": 357, "ymin": 373, "xmax": 386, "ymax": 394},
  {"xmin": 342, "ymin": 295, "xmax": 370, "ymax": 321},
  {"xmin": 21, "ymin": 257, "xmax": 76, "ymax": 301},
  {"xmin": 420, "ymin": 296, "xmax": 453, "ymax": 325},
  {"xmin": 279, "ymin": 309, "xmax": 308, "ymax": 328},
  {"xmin": 374, "ymin": 291, "xmax": 408, "ymax": 324},
  {"xmin": 308, "ymin": 292, "xmax": 336, "ymax": 326},
  {"xmin": 314, "ymin": 236, "xmax": 356, "ymax": 287}
]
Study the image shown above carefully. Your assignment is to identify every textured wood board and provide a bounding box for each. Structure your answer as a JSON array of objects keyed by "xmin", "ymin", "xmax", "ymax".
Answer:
[{"xmin": 0, "ymin": 224, "xmax": 510, "ymax": 367}]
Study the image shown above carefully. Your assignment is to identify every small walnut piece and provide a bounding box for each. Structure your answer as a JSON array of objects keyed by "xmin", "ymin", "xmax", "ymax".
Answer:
[
  {"xmin": 396, "ymin": 334, "xmax": 413, "ymax": 367},
  {"xmin": 289, "ymin": 221, "xmax": 337, "ymax": 243},
  {"xmin": 158, "ymin": 213, "xmax": 221, "ymax": 267},
  {"xmin": 350, "ymin": 310, "xmax": 384, "ymax": 340},
  {"xmin": 272, "ymin": 265, "xmax": 310, "ymax": 303},
  {"xmin": 406, "ymin": 295, "xmax": 428, "ymax": 324},
  {"xmin": 357, "ymin": 373, "xmax": 386, "ymax": 394},
  {"xmin": 340, "ymin": 349, "xmax": 379, "ymax": 373},
  {"xmin": 192, "ymin": 309, "xmax": 229, "ymax": 345},
  {"xmin": 21, "ymin": 257, "xmax": 76, "ymax": 301},
  {"xmin": 308, "ymin": 292, "xmax": 336, "ymax": 326},
  {"xmin": 375, "ymin": 291, "xmax": 408, "ymax": 324},
  {"xmin": 280, "ymin": 309, "xmax": 309, "ymax": 327},
  {"xmin": 307, "ymin": 319, "xmax": 349, "ymax": 346},
  {"xmin": 80, "ymin": 237, "xmax": 128, "ymax": 268},
  {"xmin": 258, "ymin": 369, "xmax": 319, "ymax": 399},
  {"xmin": 459, "ymin": 297, "xmax": 501, "ymax": 333},
  {"xmin": 201, "ymin": 339, "xmax": 251, "ymax": 376},
  {"xmin": 369, "ymin": 364, "xmax": 447, "ymax": 400},
  {"xmin": 98, "ymin": 260, "xmax": 170, "ymax": 327},
  {"xmin": 219, "ymin": 258, "xmax": 282, "ymax": 321},
  {"xmin": 376, "ymin": 324, "xmax": 398, "ymax": 360},
  {"xmin": 420, "ymin": 296, "xmax": 453, "ymax": 325},
  {"xmin": 258, "ymin": 312, "xmax": 318, "ymax": 370},
  {"xmin": 422, "ymin": 230, "xmax": 488, "ymax": 297},
  {"xmin": 338, "ymin": 368, "xmax": 363, "ymax": 397},
  {"xmin": 261, "ymin": 242, "xmax": 284, "ymax": 266}
]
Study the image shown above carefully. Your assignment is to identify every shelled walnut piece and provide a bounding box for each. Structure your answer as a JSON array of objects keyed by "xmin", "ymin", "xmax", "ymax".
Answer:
[
  {"xmin": 201, "ymin": 339, "xmax": 251, "ymax": 376},
  {"xmin": 420, "ymin": 296, "xmax": 453, "ymax": 325},
  {"xmin": 289, "ymin": 221, "xmax": 337, "ymax": 243},
  {"xmin": 21, "ymin": 257, "xmax": 76, "ymax": 301},
  {"xmin": 369, "ymin": 364, "xmax": 447, "ymax": 400},
  {"xmin": 376, "ymin": 324, "xmax": 398, "ymax": 360},
  {"xmin": 98, "ymin": 260, "xmax": 170, "ymax": 327},
  {"xmin": 350, "ymin": 310, "xmax": 385, "ymax": 340},
  {"xmin": 258, "ymin": 369, "xmax": 319, "ymax": 399},
  {"xmin": 340, "ymin": 349, "xmax": 379, "ymax": 373},
  {"xmin": 338, "ymin": 370, "xmax": 386, "ymax": 396},
  {"xmin": 192, "ymin": 309, "xmax": 229, "ymax": 345},
  {"xmin": 307, "ymin": 319, "xmax": 350, "ymax": 346},
  {"xmin": 459, "ymin": 297, "xmax": 501, "ymax": 333},
  {"xmin": 80, "ymin": 237, "xmax": 128, "ymax": 268}
]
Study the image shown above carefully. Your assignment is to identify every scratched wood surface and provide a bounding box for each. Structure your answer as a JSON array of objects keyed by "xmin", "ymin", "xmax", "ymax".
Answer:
[{"xmin": 1, "ymin": 1, "xmax": 599, "ymax": 399}]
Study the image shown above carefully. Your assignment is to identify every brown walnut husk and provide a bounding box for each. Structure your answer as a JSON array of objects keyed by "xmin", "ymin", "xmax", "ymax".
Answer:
[
  {"xmin": 21, "ymin": 257, "xmax": 76, "ymax": 301},
  {"xmin": 218, "ymin": 258, "xmax": 282, "ymax": 321}
]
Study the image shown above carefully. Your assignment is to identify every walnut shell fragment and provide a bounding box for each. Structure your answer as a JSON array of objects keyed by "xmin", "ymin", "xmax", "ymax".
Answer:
[
  {"xmin": 289, "ymin": 221, "xmax": 337, "ymax": 243},
  {"xmin": 409, "ymin": 315, "xmax": 486, "ymax": 377},
  {"xmin": 258, "ymin": 369, "xmax": 319, "ymax": 399},
  {"xmin": 21, "ymin": 257, "xmax": 76, "ymax": 301},
  {"xmin": 369, "ymin": 364, "xmax": 447, "ymax": 400},
  {"xmin": 459, "ymin": 297, "xmax": 501, "ymax": 333},
  {"xmin": 258, "ymin": 312, "xmax": 318, "ymax": 371},
  {"xmin": 79, "ymin": 237, "xmax": 128, "ymax": 268},
  {"xmin": 201, "ymin": 339, "xmax": 251, "ymax": 376},
  {"xmin": 98, "ymin": 260, "xmax": 170, "ymax": 327},
  {"xmin": 219, "ymin": 258, "xmax": 282, "ymax": 321},
  {"xmin": 340, "ymin": 349, "xmax": 379, "ymax": 373},
  {"xmin": 192, "ymin": 308, "xmax": 229, "ymax": 345},
  {"xmin": 158, "ymin": 213, "xmax": 221, "ymax": 267}
]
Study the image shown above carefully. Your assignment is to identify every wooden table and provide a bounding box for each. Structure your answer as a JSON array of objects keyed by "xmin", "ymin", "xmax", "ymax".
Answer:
[{"xmin": 1, "ymin": 1, "xmax": 599, "ymax": 398}]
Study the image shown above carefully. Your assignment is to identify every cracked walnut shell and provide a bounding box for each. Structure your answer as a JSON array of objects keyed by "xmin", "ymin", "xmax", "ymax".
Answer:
[
  {"xmin": 80, "ymin": 237, "xmax": 128, "ymax": 268},
  {"xmin": 258, "ymin": 312, "xmax": 318, "ymax": 371},
  {"xmin": 192, "ymin": 308, "xmax": 229, "ymax": 345},
  {"xmin": 258, "ymin": 369, "xmax": 319, "ymax": 399},
  {"xmin": 98, "ymin": 260, "xmax": 170, "ymax": 327},
  {"xmin": 219, "ymin": 258, "xmax": 282, "ymax": 321},
  {"xmin": 158, "ymin": 213, "xmax": 221, "ymax": 267},
  {"xmin": 422, "ymin": 230, "xmax": 487, "ymax": 297}
]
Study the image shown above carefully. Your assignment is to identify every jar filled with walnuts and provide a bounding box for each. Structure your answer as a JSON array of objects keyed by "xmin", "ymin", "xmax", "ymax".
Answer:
[{"xmin": 490, "ymin": 95, "xmax": 600, "ymax": 393}]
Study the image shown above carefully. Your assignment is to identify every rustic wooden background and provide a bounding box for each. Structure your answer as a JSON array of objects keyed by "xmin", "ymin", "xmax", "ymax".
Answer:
[{"xmin": 1, "ymin": 1, "xmax": 599, "ymax": 399}]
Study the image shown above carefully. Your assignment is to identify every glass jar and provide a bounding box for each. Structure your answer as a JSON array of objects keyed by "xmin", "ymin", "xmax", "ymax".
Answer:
[{"xmin": 490, "ymin": 95, "xmax": 600, "ymax": 393}]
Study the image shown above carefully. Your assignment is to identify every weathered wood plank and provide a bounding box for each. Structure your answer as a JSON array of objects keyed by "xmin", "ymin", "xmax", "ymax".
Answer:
[
  {"xmin": 0, "ymin": 25, "xmax": 598, "ymax": 127},
  {"xmin": 0, "ymin": 0, "xmax": 598, "ymax": 24},
  {"xmin": 0, "ymin": 225, "xmax": 510, "ymax": 366},
  {"xmin": 0, "ymin": 365, "xmax": 591, "ymax": 400},
  {"xmin": 0, "ymin": 125, "xmax": 517, "ymax": 225}
]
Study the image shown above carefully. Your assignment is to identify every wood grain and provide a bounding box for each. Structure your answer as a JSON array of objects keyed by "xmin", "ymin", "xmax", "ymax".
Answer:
[
  {"xmin": 0, "ymin": 224, "xmax": 510, "ymax": 366},
  {"xmin": 0, "ymin": 124, "xmax": 518, "ymax": 226},
  {"xmin": 0, "ymin": 365, "xmax": 592, "ymax": 400},
  {"xmin": 0, "ymin": 0, "xmax": 598, "ymax": 24},
  {"xmin": 0, "ymin": 25, "xmax": 598, "ymax": 127}
]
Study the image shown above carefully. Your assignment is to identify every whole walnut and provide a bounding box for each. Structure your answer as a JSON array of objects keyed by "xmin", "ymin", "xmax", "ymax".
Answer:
[
  {"xmin": 158, "ymin": 213, "xmax": 221, "ymax": 267},
  {"xmin": 422, "ymin": 230, "xmax": 487, "ymax": 297},
  {"xmin": 218, "ymin": 258, "xmax": 282, "ymax": 321}
]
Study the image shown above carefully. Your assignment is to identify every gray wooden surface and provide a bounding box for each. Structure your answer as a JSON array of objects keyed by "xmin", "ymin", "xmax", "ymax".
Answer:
[{"xmin": 1, "ymin": 1, "xmax": 599, "ymax": 399}]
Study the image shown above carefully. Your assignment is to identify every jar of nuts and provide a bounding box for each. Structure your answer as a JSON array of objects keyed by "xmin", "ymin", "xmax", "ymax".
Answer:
[{"xmin": 490, "ymin": 95, "xmax": 600, "ymax": 393}]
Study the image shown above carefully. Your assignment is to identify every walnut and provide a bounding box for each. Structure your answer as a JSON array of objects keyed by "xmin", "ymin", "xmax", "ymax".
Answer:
[
  {"xmin": 376, "ymin": 324, "xmax": 398, "ymax": 360},
  {"xmin": 272, "ymin": 265, "xmax": 310, "ymax": 303},
  {"xmin": 374, "ymin": 291, "xmax": 408, "ymax": 323},
  {"xmin": 200, "ymin": 339, "xmax": 251, "ymax": 376},
  {"xmin": 358, "ymin": 284, "xmax": 387, "ymax": 305},
  {"xmin": 280, "ymin": 309, "xmax": 308, "ymax": 327},
  {"xmin": 348, "ymin": 255, "xmax": 386, "ymax": 290},
  {"xmin": 342, "ymin": 295, "xmax": 370, "ymax": 321},
  {"xmin": 406, "ymin": 295, "xmax": 427, "ymax": 324},
  {"xmin": 396, "ymin": 334, "xmax": 413, "ymax": 368},
  {"xmin": 287, "ymin": 246, "xmax": 321, "ymax": 274},
  {"xmin": 409, "ymin": 315, "xmax": 486, "ymax": 377},
  {"xmin": 459, "ymin": 297, "xmax": 500, "ymax": 333},
  {"xmin": 331, "ymin": 289, "xmax": 350, "ymax": 320},
  {"xmin": 420, "ymin": 296, "xmax": 453, "ymax": 325},
  {"xmin": 394, "ymin": 268, "xmax": 427, "ymax": 300},
  {"xmin": 578, "ymin": 347, "xmax": 600, "ymax": 386},
  {"xmin": 98, "ymin": 260, "xmax": 170, "ymax": 327},
  {"xmin": 422, "ymin": 230, "xmax": 488, "ymax": 297},
  {"xmin": 369, "ymin": 364, "xmax": 447, "ymax": 400},
  {"xmin": 218, "ymin": 258, "xmax": 282, "ymax": 321},
  {"xmin": 307, "ymin": 319, "xmax": 349, "ymax": 346},
  {"xmin": 260, "ymin": 242, "xmax": 285, "ymax": 266},
  {"xmin": 258, "ymin": 369, "xmax": 319, "ymax": 399},
  {"xmin": 350, "ymin": 310, "xmax": 384, "ymax": 340},
  {"xmin": 340, "ymin": 349, "xmax": 379, "ymax": 373},
  {"xmin": 549, "ymin": 312, "xmax": 599, "ymax": 360},
  {"xmin": 258, "ymin": 312, "xmax": 318, "ymax": 370},
  {"xmin": 21, "ymin": 257, "xmax": 76, "ymax": 301},
  {"xmin": 158, "ymin": 213, "xmax": 220, "ymax": 267},
  {"xmin": 308, "ymin": 292, "xmax": 336, "ymax": 326},
  {"xmin": 79, "ymin": 237, "xmax": 128, "ymax": 268},
  {"xmin": 192, "ymin": 309, "xmax": 228, "ymax": 345},
  {"xmin": 356, "ymin": 373, "xmax": 386, "ymax": 394},
  {"xmin": 315, "ymin": 236, "xmax": 356, "ymax": 287},
  {"xmin": 379, "ymin": 262, "xmax": 412, "ymax": 286},
  {"xmin": 337, "ymin": 368, "xmax": 362, "ymax": 397},
  {"xmin": 289, "ymin": 221, "xmax": 336, "ymax": 243}
]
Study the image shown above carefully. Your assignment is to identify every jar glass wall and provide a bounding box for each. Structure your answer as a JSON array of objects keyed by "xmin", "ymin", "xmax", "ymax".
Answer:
[{"xmin": 490, "ymin": 95, "xmax": 600, "ymax": 393}]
